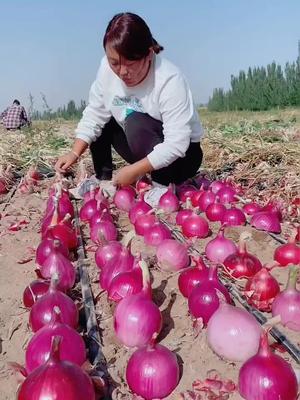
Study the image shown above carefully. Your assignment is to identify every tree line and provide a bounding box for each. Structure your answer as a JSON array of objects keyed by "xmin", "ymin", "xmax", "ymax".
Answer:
[
  {"xmin": 30, "ymin": 94, "xmax": 86, "ymax": 120},
  {"xmin": 208, "ymin": 54, "xmax": 300, "ymax": 111}
]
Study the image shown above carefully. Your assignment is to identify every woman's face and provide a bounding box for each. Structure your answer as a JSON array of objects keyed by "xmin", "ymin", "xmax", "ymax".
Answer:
[{"xmin": 106, "ymin": 44, "xmax": 152, "ymax": 87}]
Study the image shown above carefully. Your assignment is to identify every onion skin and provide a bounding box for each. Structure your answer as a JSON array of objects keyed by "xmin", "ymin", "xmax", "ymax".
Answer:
[
  {"xmin": 18, "ymin": 336, "xmax": 95, "ymax": 400},
  {"xmin": 23, "ymin": 280, "xmax": 50, "ymax": 308},
  {"xmin": 207, "ymin": 303, "xmax": 261, "ymax": 362},
  {"xmin": 272, "ymin": 267, "xmax": 300, "ymax": 331},
  {"xmin": 126, "ymin": 342, "xmax": 179, "ymax": 399},
  {"xmin": 243, "ymin": 202, "xmax": 262, "ymax": 215},
  {"xmin": 250, "ymin": 211, "xmax": 281, "ymax": 234},
  {"xmin": 238, "ymin": 330, "xmax": 298, "ymax": 400},
  {"xmin": 245, "ymin": 268, "xmax": 280, "ymax": 312}
]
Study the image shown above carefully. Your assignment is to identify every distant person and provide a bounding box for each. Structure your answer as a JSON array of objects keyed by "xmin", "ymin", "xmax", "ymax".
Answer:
[
  {"xmin": 0, "ymin": 99, "xmax": 30, "ymax": 130},
  {"xmin": 55, "ymin": 12, "xmax": 204, "ymax": 188}
]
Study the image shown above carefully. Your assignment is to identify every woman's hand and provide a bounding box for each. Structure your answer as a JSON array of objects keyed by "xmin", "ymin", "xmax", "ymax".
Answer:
[
  {"xmin": 113, "ymin": 164, "xmax": 140, "ymax": 187},
  {"xmin": 55, "ymin": 151, "xmax": 79, "ymax": 173}
]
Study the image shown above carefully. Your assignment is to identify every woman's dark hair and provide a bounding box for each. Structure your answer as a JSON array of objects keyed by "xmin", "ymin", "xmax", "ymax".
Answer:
[
  {"xmin": 103, "ymin": 12, "xmax": 163, "ymax": 60},
  {"xmin": 13, "ymin": 99, "xmax": 20, "ymax": 105}
]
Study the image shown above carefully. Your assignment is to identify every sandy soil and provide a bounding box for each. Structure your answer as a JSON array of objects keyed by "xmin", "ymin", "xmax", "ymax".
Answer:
[{"xmin": 0, "ymin": 180, "xmax": 299, "ymax": 400}]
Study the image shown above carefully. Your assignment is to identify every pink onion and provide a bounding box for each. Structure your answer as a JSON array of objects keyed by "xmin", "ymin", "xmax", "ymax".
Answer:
[
  {"xmin": 250, "ymin": 211, "xmax": 281, "ymax": 233},
  {"xmin": 89, "ymin": 207, "xmax": 113, "ymax": 228},
  {"xmin": 216, "ymin": 186, "xmax": 237, "ymax": 204},
  {"xmin": 99, "ymin": 247, "xmax": 134, "ymax": 290},
  {"xmin": 114, "ymin": 262, "xmax": 162, "ymax": 347},
  {"xmin": 181, "ymin": 213, "xmax": 209, "ymax": 238},
  {"xmin": 113, "ymin": 186, "xmax": 135, "ymax": 211},
  {"xmin": 205, "ymin": 227, "xmax": 237, "ymax": 263},
  {"xmin": 90, "ymin": 220, "xmax": 117, "ymax": 245},
  {"xmin": 221, "ymin": 206, "xmax": 246, "ymax": 226},
  {"xmin": 136, "ymin": 176, "xmax": 152, "ymax": 193},
  {"xmin": 178, "ymin": 257, "xmax": 209, "ymax": 298},
  {"xmin": 177, "ymin": 184, "xmax": 197, "ymax": 202},
  {"xmin": 25, "ymin": 307, "xmax": 86, "ymax": 373},
  {"xmin": 79, "ymin": 188, "xmax": 97, "ymax": 222},
  {"xmin": 45, "ymin": 215, "xmax": 77, "ymax": 250},
  {"xmin": 156, "ymin": 239, "xmax": 190, "ymax": 271},
  {"xmin": 223, "ymin": 234, "xmax": 262, "ymax": 278},
  {"xmin": 197, "ymin": 190, "xmax": 216, "ymax": 212},
  {"xmin": 129, "ymin": 195, "xmax": 152, "ymax": 224},
  {"xmin": 205, "ymin": 202, "xmax": 226, "ymax": 222},
  {"xmin": 188, "ymin": 265, "xmax": 231, "ymax": 324},
  {"xmin": 47, "ymin": 187, "xmax": 74, "ymax": 219},
  {"xmin": 272, "ymin": 267, "xmax": 300, "ymax": 331},
  {"xmin": 134, "ymin": 212, "xmax": 157, "ymax": 236},
  {"xmin": 144, "ymin": 221, "xmax": 172, "ymax": 247},
  {"xmin": 23, "ymin": 280, "xmax": 50, "ymax": 308},
  {"xmin": 191, "ymin": 189, "xmax": 204, "ymax": 207},
  {"xmin": 274, "ymin": 232, "xmax": 300, "ymax": 266},
  {"xmin": 243, "ymin": 202, "xmax": 262, "ymax": 215},
  {"xmin": 261, "ymin": 201, "xmax": 283, "ymax": 221},
  {"xmin": 39, "ymin": 241, "xmax": 75, "ymax": 292},
  {"xmin": 94, "ymin": 241, "xmax": 123, "ymax": 269},
  {"xmin": 83, "ymin": 186, "xmax": 99, "ymax": 203},
  {"xmin": 158, "ymin": 184, "xmax": 179, "ymax": 212},
  {"xmin": 207, "ymin": 303, "xmax": 261, "ymax": 362},
  {"xmin": 18, "ymin": 336, "xmax": 95, "ymax": 400},
  {"xmin": 245, "ymin": 267, "xmax": 280, "ymax": 312},
  {"xmin": 194, "ymin": 175, "xmax": 211, "ymax": 190},
  {"xmin": 126, "ymin": 341, "xmax": 179, "ymax": 399},
  {"xmin": 36, "ymin": 238, "xmax": 69, "ymax": 266},
  {"xmin": 108, "ymin": 259, "xmax": 149, "ymax": 302},
  {"xmin": 238, "ymin": 330, "xmax": 298, "ymax": 400},
  {"xmin": 29, "ymin": 275, "xmax": 78, "ymax": 332}
]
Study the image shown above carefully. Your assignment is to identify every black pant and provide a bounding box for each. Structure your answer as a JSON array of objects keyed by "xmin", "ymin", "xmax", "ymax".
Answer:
[{"xmin": 90, "ymin": 112, "xmax": 203, "ymax": 185}]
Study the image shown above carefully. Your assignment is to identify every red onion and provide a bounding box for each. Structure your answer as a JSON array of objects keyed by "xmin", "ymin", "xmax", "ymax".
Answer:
[
  {"xmin": 126, "ymin": 341, "xmax": 179, "ymax": 399},
  {"xmin": 205, "ymin": 202, "xmax": 226, "ymax": 222},
  {"xmin": 176, "ymin": 207, "xmax": 194, "ymax": 226},
  {"xmin": 45, "ymin": 215, "xmax": 77, "ymax": 250},
  {"xmin": 272, "ymin": 267, "xmax": 300, "ymax": 331},
  {"xmin": 156, "ymin": 239, "xmax": 190, "ymax": 271},
  {"xmin": 113, "ymin": 186, "xmax": 135, "ymax": 211},
  {"xmin": 89, "ymin": 207, "xmax": 113, "ymax": 228},
  {"xmin": 79, "ymin": 187, "xmax": 97, "ymax": 222},
  {"xmin": 274, "ymin": 232, "xmax": 300, "ymax": 266},
  {"xmin": 47, "ymin": 186, "xmax": 74, "ymax": 218},
  {"xmin": 108, "ymin": 260, "xmax": 149, "ymax": 302},
  {"xmin": 243, "ymin": 202, "xmax": 262, "ymax": 215},
  {"xmin": 194, "ymin": 175, "xmax": 211, "ymax": 190},
  {"xmin": 23, "ymin": 280, "xmax": 50, "ymax": 308},
  {"xmin": 221, "ymin": 206, "xmax": 246, "ymax": 226},
  {"xmin": 18, "ymin": 336, "xmax": 95, "ymax": 400},
  {"xmin": 207, "ymin": 303, "xmax": 261, "ymax": 362},
  {"xmin": 238, "ymin": 330, "xmax": 298, "ymax": 400},
  {"xmin": 205, "ymin": 227, "xmax": 237, "ymax": 263},
  {"xmin": 0, "ymin": 178, "xmax": 8, "ymax": 194},
  {"xmin": 26, "ymin": 307, "xmax": 86, "ymax": 373},
  {"xmin": 144, "ymin": 221, "xmax": 172, "ymax": 247},
  {"xmin": 261, "ymin": 201, "xmax": 283, "ymax": 221},
  {"xmin": 182, "ymin": 213, "xmax": 209, "ymax": 238},
  {"xmin": 223, "ymin": 233, "xmax": 262, "ymax": 278},
  {"xmin": 136, "ymin": 176, "xmax": 152, "ymax": 193},
  {"xmin": 114, "ymin": 262, "xmax": 162, "ymax": 347},
  {"xmin": 158, "ymin": 184, "xmax": 179, "ymax": 212},
  {"xmin": 134, "ymin": 212, "xmax": 157, "ymax": 236},
  {"xmin": 216, "ymin": 186, "xmax": 237, "ymax": 204},
  {"xmin": 250, "ymin": 211, "xmax": 281, "ymax": 233},
  {"xmin": 245, "ymin": 267, "xmax": 280, "ymax": 312},
  {"xmin": 83, "ymin": 186, "xmax": 99, "ymax": 203},
  {"xmin": 29, "ymin": 275, "xmax": 78, "ymax": 332},
  {"xmin": 39, "ymin": 241, "xmax": 76, "ymax": 291},
  {"xmin": 129, "ymin": 195, "xmax": 152, "ymax": 224},
  {"xmin": 188, "ymin": 265, "xmax": 231, "ymax": 325},
  {"xmin": 197, "ymin": 190, "xmax": 216, "ymax": 212},
  {"xmin": 191, "ymin": 189, "xmax": 204, "ymax": 207},
  {"xmin": 99, "ymin": 247, "xmax": 134, "ymax": 290},
  {"xmin": 94, "ymin": 241, "xmax": 123, "ymax": 269},
  {"xmin": 177, "ymin": 184, "xmax": 197, "ymax": 202},
  {"xmin": 178, "ymin": 256, "xmax": 209, "ymax": 298},
  {"xmin": 36, "ymin": 238, "xmax": 69, "ymax": 266},
  {"xmin": 90, "ymin": 220, "xmax": 117, "ymax": 245},
  {"xmin": 211, "ymin": 180, "xmax": 225, "ymax": 194}
]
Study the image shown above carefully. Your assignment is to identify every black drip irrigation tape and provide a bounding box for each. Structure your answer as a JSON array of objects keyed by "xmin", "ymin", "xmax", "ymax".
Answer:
[
  {"xmin": 161, "ymin": 217, "xmax": 300, "ymax": 365},
  {"xmin": 72, "ymin": 199, "xmax": 112, "ymax": 399}
]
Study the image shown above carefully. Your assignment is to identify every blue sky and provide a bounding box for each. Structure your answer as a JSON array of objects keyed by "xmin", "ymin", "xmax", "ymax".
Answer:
[{"xmin": 0, "ymin": 0, "xmax": 299, "ymax": 112}]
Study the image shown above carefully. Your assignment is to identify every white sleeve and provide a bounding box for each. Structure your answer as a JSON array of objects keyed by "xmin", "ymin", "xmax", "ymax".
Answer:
[
  {"xmin": 147, "ymin": 74, "xmax": 194, "ymax": 170},
  {"xmin": 75, "ymin": 61, "xmax": 112, "ymax": 145}
]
